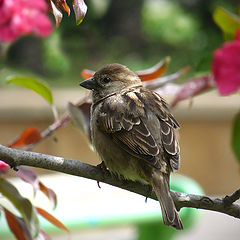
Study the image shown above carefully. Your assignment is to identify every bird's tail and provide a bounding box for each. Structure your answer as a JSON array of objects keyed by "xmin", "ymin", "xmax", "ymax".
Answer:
[{"xmin": 151, "ymin": 170, "xmax": 183, "ymax": 230}]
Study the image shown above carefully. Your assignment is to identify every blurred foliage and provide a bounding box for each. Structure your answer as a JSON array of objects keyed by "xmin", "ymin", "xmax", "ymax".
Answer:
[
  {"xmin": 232, "ymin": 112, "xmax": 240, "ymax": 163},
  {"xmin": 213, "ymin": 7, "xmax": 240, "ymax": 41},
  {"xmin": 142, "ymin": 1, "xmax": 199, "ymax": 45},
  {"xmin": 43, "ymin": 31, "xmax": 70, "ymax": 76},
  {"xmin": 0, "ymin": 0, "xmax": 239, "ymax": 86}
]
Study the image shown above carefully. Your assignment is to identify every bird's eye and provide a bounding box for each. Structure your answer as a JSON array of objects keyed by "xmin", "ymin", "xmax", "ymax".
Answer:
[{"xmin": 101, "ymin": 77, "xmax": 111, "ymax": 84}]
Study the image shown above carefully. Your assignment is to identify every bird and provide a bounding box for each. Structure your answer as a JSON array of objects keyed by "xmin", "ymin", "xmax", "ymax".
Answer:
[{"xmin": 79, "ymin": 63, "xmax": 183, "ymax": 230}]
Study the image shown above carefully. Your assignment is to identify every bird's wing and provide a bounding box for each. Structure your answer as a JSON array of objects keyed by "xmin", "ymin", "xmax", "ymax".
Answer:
[
  {"xmin": 97, "ymin": 88, "xmax": 180, "ymax": 170},
  {"xmin": 150, "ymin": 91, "xmax": 180, "ymax": 170}
]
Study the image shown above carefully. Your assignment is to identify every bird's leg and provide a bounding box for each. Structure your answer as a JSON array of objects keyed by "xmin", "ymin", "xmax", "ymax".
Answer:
[
  {"xmin": 97, "ymin": 181, "xmax": 101, "ymax": 189},
  {"xmin": 97, "ymin": 161, "xmax": 108, "ymax": 172},
  {"xmin": 96, "ymin": 161, "xmax": 109, "ymax": 188},
  {"xmin": 145, "ymin": 185, "xmax": 153, "ymax": 203}
]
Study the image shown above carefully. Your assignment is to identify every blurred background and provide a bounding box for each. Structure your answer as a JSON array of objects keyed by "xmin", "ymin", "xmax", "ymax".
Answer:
[
  {"xmin": 1, "ymin": 0, "xmax": 240, "ymax": 239},
  {"xmin": 2, "ymin": 0, "xmax": 239, "ymax": 85}
]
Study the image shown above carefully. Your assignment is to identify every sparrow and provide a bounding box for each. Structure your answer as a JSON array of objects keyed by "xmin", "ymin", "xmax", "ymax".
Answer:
[{"xmin": 80, "ymin": 63, "xmax": 183, "ymax": 230}]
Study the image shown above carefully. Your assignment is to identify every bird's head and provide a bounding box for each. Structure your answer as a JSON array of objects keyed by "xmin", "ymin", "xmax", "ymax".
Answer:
[{"xmin": 80, "ymin": 64, "xmax": 142, "ymax": 102}]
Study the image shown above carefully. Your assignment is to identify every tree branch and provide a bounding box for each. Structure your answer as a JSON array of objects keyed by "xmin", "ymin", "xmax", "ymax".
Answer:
[
  {"xmin": 0, "ymin": 144, "xmax": 240, "ymax": 219},
  {"xmin": 223, "ymin": 188, "xmax": 240, "ymax": 206}
]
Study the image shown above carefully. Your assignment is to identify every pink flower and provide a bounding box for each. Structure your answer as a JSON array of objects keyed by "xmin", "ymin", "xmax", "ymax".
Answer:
[
  {"xmin": 0, "ymin": 160, "xmax": 9, "ymax": 173},
  {"xmin": 212, "ymin": 29, "xmax": 240, "ymax": 96},
  {"xmin": 0, "ymin": 0, "xmax": 52, "ymax": 42}
]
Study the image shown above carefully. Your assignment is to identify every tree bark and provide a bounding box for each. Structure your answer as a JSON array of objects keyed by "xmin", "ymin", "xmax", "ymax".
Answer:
[{"xmin": 0, "ymin": 144, "xmax": 240, "ymax": 220}]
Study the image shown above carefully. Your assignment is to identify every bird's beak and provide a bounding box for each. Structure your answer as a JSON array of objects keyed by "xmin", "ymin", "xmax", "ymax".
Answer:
[{"xmin": 79, "ymin": 77, "xmax": 97, "ymax": 90}]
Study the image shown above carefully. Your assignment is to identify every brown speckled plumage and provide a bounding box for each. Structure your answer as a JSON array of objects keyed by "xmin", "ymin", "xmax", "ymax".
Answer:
[{"xmin": 80, "ymin": 63, "xmax": 183, "ymax": 230}]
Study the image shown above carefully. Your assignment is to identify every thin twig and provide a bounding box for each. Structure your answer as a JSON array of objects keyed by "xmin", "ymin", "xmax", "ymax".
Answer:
[
  {"xmin": 24, "ymin": 112, "xmax": 71, "ymax": 151},
  {"xmin": 24, "ymin": 93, "xmax": 91, "ymax": 151},
  {"xmin": 223, "ymin": 188, "xmax": 240, "ymax": 207}
]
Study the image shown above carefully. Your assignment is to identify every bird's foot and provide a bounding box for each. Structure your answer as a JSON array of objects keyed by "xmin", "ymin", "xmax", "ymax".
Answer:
[
  {"xmin": 145, "ymin": 185, "xmax": 153, "ymax": 203},
  {"xmin": 96, "ymin": 161, "xmax": 109, "ymax": 188},
  {"xmin": 97, "ymin": 161, "xmax": 108, "ymax": 173}
]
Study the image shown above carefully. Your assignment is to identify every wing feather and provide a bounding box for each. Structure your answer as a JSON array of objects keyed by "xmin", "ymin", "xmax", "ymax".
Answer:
[
  {"xmin": 97, "ymin": 88, "xmax": 180, "ymax": 170},
  {"xmin": 151, "ymin": 92, "xmax": 180, "ymax": 170}
]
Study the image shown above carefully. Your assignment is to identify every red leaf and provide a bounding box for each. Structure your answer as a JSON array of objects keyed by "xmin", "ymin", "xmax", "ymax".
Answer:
[
  {"xmin": 81, "ymin": 69, "xmax": 95, "ymax": 79},
  {"xmin": 8, "ymin": 127, "xmax": 41, "ymax": 148},
  {"xmin": 143, "ymin": 66, "xmax": 190, "ymax": 90},
  {"xmin": 73, "ymin": 0, "xmax": 87, "ymax": 25},
  {"xmin": 17, "ymin": 167, "xmax": 39, "ymax": 196},
  {"xmin": 47, "ymin": 0, "xmax": 63, "ymax": 28},
  {"xmin": 16, "ymin": 167, "xmax": 58, "ymax": 209},
  {"xmin": 36, "ymin": 207, "xmax": 69, "ymax": 233},
  {"xmin": 0, "ymin": 179, "xmax": 40, "ymax": 237},
  {"xmin": 136, "ymin": 57, "xmax": 170, "ymax": 81},
  {"xmin": 171, "ymin": 74, "xmax": 215, "ymax": 108},
  {"xmin": 4, "ymin": 208, "xmax": 32, "ymax": 240},
  {"xmin": 39, "ymin": 182, "xmax": 57, "ymax": 209},
  {"xmin": 48, "ymin": 0, "xmax": 70, "ymax": 15},
  {"xmin": 0, "ymin": 160, "xmax": 9, "ymax": 172},
  {"xmin": 81, "ymin": 58, "xmax": 170, "ymax": 82},
  {"xmin": 58, "ymin": 0, "xmax": 70, "ymax": 16}
]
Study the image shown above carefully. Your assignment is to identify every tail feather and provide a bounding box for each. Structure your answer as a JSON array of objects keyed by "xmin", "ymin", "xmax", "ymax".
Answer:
[{"xmin": 151, "ymin": 171, "xmax": 183, "ymax": 230}]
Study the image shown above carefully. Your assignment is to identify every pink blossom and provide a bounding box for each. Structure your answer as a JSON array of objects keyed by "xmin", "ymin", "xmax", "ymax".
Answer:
[
  {"xmin": 0, "ymin": 160, "xmax": 9, "ymax": 173},
  {"xmin": 212, "ymin": 29, "xmax": 240, "ymax": 96},
  {"xmin": 0, "ymin": 0, "xmax": 52, "ymax": 42}
]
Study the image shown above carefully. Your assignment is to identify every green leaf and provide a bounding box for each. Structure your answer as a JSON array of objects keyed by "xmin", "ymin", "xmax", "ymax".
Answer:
[
  {"xmin": 213, "ymin": 7, "xmax": 240, "ymax": 41},
  {"xmin": 232, "ymin": 111, "xmax": 240, "ymax": 163},
  {"xmin": 0, "ymin": 178, "xmax": 40, "ymax": 238},
  {"xmin": 6, "ymin": 76, "xmax": 53, "ymax": 105}
]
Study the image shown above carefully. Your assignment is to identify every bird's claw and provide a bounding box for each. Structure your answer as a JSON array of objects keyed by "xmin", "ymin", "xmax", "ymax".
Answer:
[
  {"xmin": 145, "ymin": 185, "xmax": 153, "ymax": 203},
  {"xmin": 96, "ymin": 161, "xmax": 109, "ymax": 188}
]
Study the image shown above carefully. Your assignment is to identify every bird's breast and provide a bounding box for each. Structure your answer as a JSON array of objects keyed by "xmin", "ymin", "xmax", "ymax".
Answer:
[{"xmin": 91, "ymin": 111, "xmax": 149, "ymax": 184}]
